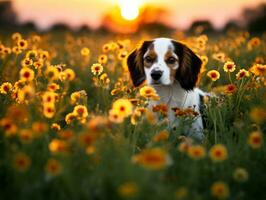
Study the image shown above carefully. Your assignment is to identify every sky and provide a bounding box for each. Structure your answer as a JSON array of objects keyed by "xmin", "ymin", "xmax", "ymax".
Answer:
[{"xmin": 8, "ymin": 0, "xmax": 266, "ymax": 30}]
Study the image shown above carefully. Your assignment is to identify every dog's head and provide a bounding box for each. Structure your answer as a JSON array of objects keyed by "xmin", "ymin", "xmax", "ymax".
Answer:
[{"xmin": 127, "ymin": 38, "xmax": 202, "ymax": 90}]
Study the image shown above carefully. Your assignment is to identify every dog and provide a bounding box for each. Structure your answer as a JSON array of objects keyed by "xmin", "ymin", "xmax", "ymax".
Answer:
[{"xmin": 127, "ymin": 38, "xmax": 207, "ymax": 142}]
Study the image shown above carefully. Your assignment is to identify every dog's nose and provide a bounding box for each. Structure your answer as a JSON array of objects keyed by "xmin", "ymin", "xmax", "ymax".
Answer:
[{"xmin": 151, "ymin": 70, "xmax": 163, "ymax": 81}]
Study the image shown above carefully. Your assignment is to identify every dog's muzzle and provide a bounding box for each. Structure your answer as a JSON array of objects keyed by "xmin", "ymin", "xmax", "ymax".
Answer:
[{"xmin": 151, "ymin": 69, "xmax": 163, "ymax": 81}]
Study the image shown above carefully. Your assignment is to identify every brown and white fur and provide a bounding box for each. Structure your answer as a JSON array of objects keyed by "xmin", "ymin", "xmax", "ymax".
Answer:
[{"xmin": 127, "ymin": 38, "xmax": 207, "ymax": 142}]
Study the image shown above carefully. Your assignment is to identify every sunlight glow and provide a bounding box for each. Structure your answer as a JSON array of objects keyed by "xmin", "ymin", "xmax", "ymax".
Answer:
[{"xmin": 118, "ymin": 0, "xmax": 143, "ymax": 20}]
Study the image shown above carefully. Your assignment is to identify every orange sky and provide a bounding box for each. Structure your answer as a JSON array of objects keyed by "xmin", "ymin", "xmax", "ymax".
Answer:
[{"xmin": 10, "ymin": 0, "xmax": 266, "ymax": 30}]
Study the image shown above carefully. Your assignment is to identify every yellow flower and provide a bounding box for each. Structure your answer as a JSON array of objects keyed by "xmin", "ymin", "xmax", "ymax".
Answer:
[
  {"xmin": 17, "ymin": 39, "xmax": 28, "ymax": 50},
  {"xmin": 207, "ymin": 70, "xmax": 220, "ymax": 81},
  {"xmin": 118, "ymin": 182, "xmax": 138, "ymax": 198},
  {"xmin": 139, "ymin": 85, "xmax": 159, "ymax": 100},
  {"xmin": 65, "ymin": 112, "xmax": 76, "ymax": 124},
  {"xmin": 26, "ymin": 50, "xmax": 38, "ymax": 59},
  {"xmin": 13, "ymin": 152, "xmax": 31, "ymax": 172},
  {"xmin": 42, "ymin": 91, "xmax": 57, "ymax": 104},
  {"xmin": 132, "ymin": 148, "xmax": 172, "ymax": 170},
  {"xmin": 112, "ymin": 99, "xmax": 133, "ymax": 118},
  {"xmin": 209, "ymin": 144, "xmax": 228, "ymax": 162},
  {"xmin": 45, "ymin": 158, "xmax": 62, "ymax": 176},
  {"xmin": 98, "ymin": 54, "xmax": 108, "ymax": 64},
  {"xmin": 21, "ymin": 57, "xmax": 33, "ymax": 67},
  {"xmin": 17, "ymin": 85, "xmax": 35, "ymax": 102},
  {"xmin": 223, "ymin": 61, "xmax": 236, "ymax": 73},
  {"xmin": 62, "ymin": 68, "xmax": 75, "ymax": 81},
  {"xmin": 0, "ymin": 82, "xmax": 12, "ymax": 94},
  {"xmin": 249, "ymin": 107, "xmax": 266, "ymax": 124},
  {"xmin": 39, "ymin": 50, "xmax": 50, "ymax": 60},
  {"xmin": 233, "ymin": 167, "xmax": 249, "ymax": 182},
  {"xmin": 81, "ymin": 47, "xmax": 90, "ymax": 56},
  {"xmin": 249, "ymin": 64, "xmax": 266, "ymax": 76},
  {"xmin": 211, "ymin": 181, "xmax": 230, "ymax": 199},
  {"xmin": 187, "ymin": 145, "xmax": 206, "ymax": 160},
  {"xmin": 19, "ymin": 67, "xmax": 35, "ymax": 82},
  {"xmin": 247, "ymin": 131, "xmax": 263, "ymax": 149},
  {"xmin": 51, "ymin": 123, "xmax": 61, "ymax": 131},
  {"xmin": 43, "ymin": 103, "xmax": 55, "ymax": 118},
  {"xmin": 236, "ymin": 69, "xmax": 249, "ymax": 80},
  {"xmin": 12, "ymin": 46, "xmax": 22, "ymax": 54},
  {"xmin": 45, "ymin": 66, "xmax": 60, "ymax": 81},
  {"xmin": 102, "ymin": 43, "xmax": 111, "ymax": 53},
  {"xmin": 12, "ymin": 32, "xmax": 22, "ymax": 41},
  {"xmin": 73, "ymin": 105, "xmax": 89, "ymax": 119},
  {"xmin": 91, "ymin": 63, "xmax": 103, "ymax": 75},
  {"xmin": 117, "ymin": 51, "xmax": 128, "ymax": 60},
  {"xmin": 108, "ymin": 109, "xmax": 124, "ymax": 123},
  {"xmin": 212, "ymin": 52, "xmax": 226, "ymax": 62}
]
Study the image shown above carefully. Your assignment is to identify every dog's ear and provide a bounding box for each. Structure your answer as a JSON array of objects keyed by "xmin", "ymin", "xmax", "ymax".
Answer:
[
  {"xmin": 127, "ymin": 40, "xmax": 153, "ymax": 87},
  {"xmin": 172, "ymin": 40, "xmax": 202, "ymax": 90}
]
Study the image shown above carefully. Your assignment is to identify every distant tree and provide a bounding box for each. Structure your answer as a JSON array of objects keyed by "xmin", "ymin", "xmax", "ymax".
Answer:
[
  {"xmin": 223, "ymin": 20, "xmax": 242, "ymax": 33},
  {"xmin": 0, "ymin": 1, "xmax": 17, "ymax": 26},
  {"xmin": 243, "ymin": 3, "xmax": 266, "ymax": 33}
]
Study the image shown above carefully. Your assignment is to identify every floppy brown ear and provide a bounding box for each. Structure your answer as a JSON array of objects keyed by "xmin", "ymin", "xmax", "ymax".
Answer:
[
  {"xmin": 127, "ymin": 41, "xmax": 153, "ymax": 87},
  {"xmin": 172, "ymin": 40, "xmax": 202, "ymax": 90}
]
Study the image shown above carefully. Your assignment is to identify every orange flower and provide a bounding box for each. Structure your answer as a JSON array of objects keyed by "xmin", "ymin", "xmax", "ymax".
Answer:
[
  {"xmin": 140, "ymin": 85, "xmax": 159, "ymax": 100},
  {"xmin": 249, "ymin": 107, "xmax": 266, "ymax": 124},
  {"xmin": 132, "ymin": 148, "xmax": 172, "ymax": 170},
  {"xmin": 223, "ymin": 61, "xmax": 236, "ymax": 73},
  {"xmin": 187, "ymin": 145, "xmax": 206, "ymax": 160},
  {"xmin": 247, "ymin": 131, "xmax": 263, "ymax": 149},
  {"xmin": 49, "ymin": 139, "xmax": 68, "ymax": 153},
  {"xmin": 207, "ymin": 70, "xmax": 220, "ymax": 81},
  {"xmin": 19, "ymin": 129, "xmax": 33, "ymax": 143},
  {"xmin": 249, "ymin": 64, "xmax": 266, "ymax": 76},
  {"xmin": 209, "ymin": 144, "xmax": 228, "ymax": 162},
  {"xmin": 13, "ymin": 152, "xmax": 31, "ymax": 172},
  {"xmin": 224, "ymin": 84, "xmax": 237, "ymax": 94},
  {"xmin": 108, "ymin": 109, "xmax": 124, "ymax": 123},
  {"xmin": 45, "ymin": 158, "xmax": 62, "ymax": 175},
  {"xmin": 112, "ymin": 99, "xmax": 133, "ymax": 118},
  {"xmin": 73, "ymin": 105, "xmax": 89, "ymax": 119},
  {"xmin": 118, "ymin": 182, "xmax": 138, "ymax": 198},
  {"xmin": 62, "ymin": 68, "xmax": 75, "ymax": 81},
  {"xmin": 0, "ymin": 118, "xmax": 17, "ymax": 136},
  {"xmin": 65, "ymin": 112, "xmax": 76, "ymax": 124},
  {"xmin": 152, "ymin": 130, "xmax": 169, "ymax": 142},
  {"xmin": 211, "ymin": 181, "xmax": 230, "ymax": 199},
  {"xmin": 43, "ymin": 104, "xmax": 55, "ymax": 118}
]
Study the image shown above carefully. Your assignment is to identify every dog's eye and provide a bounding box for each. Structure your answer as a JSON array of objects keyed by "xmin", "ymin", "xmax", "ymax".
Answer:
[
  {"xmin": 166, "ymin": 57, "xmax": 177, "ymax": 64},
  {"xmin": 144, "ymin": 56, "xmax": 154, "ymax": 63}
]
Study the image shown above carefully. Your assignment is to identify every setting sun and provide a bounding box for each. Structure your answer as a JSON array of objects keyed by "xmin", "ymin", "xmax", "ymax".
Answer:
[{"xmin": 118, "ymin": 0, "xmax": 142, "ymax": 20}]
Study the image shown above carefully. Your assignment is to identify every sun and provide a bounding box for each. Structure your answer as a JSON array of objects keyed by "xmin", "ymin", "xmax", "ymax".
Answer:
[{"xmin": 118, "ymin": 0, "xmax": 142, "ymax": 21}]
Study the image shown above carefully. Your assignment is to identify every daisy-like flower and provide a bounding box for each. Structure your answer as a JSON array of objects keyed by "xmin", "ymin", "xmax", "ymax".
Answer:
[
  {"xmin": 21, "ymin": 57, "xmax": 33, "ymax": 67},
  {"xmin": 26, "ymin": 50, "xmax": 38, "ymax": 59},
  {"xmin": 19, "ymin": 129, "xmax": 33, "ymax": 144},
  {"xmin": 247, "ymin": 131, "xmax": 263, "ymax": 149},
  {"xmin": 45, "ymin": 66, "xmax": 60, "ymax": 81},
  {"xmin": 102, "ymin": 43, "xmax": 111, "ymax": 53},
  {"xmin": 187, "ymin": 145, "xmax": 206, "ymax": 160},
  {"xmin": 32, "ymin": 122, "xmax": 48, "ymax": 136},
  {"xmin": 13, "ymin": 152, "xmax": 31, "ymax": 172},
  {"xmin": 249, "ymin": 64, "xmax": 266, "ymax": 76},
  {"xmin": 12, "ymin": 32, "xmax": 22, "ymax": 41},
  {"xmin": 209, "ymin": 144, "xmax": 228, "ymax": 162},
  {"xmin": 132, "ymin": 148, "xmax": 172, "ymax": 170},
  {"xmin": 17, "ymin": 39, "xmax": 28, "ymax": 50},
  {"xmin": 224, "ymin": 84, "xmax": 237, "ymax": 95},
  {"xmin": 118, "ymin": 182, "xmax": 138, "ymax": 198},
  {"xmin": 43, "ymin": 103, "xmax": 55, "ymax": 118},
  {"xmin": 0, "ymin": 82, "xmax": 12, "ymax": 94},
  {"xmin": 249, "ymin": 107, "xmax": 266, "ymax": 124},
  {"xmin": 0, "ymin": 118, "xmax": 17, "ymax": 136},
  {"xmin": 211, "ymin": 181, "xmax": 230, "ymax": 199},
  {"xmin": 51, "ymin": 123, "xmax": 61, "ymax": 131},
  {"xmin": 91, "ymin": 63, "xmax": 103, "ymax": 75},
  {"xmin": 19, "ymin": 67, "xmax": 35, "ymax": 82},
  {"xmin": 223, "ymin": 61, "xmax": 236, "ymax": 73},
  {"xmin": 62, "ymin": 68, "xmax": 75, "ymax": 81},
  {"xmin": 118, "ymin": 51, "xmax": 128, "ymax": 60},
  {"xmin": 81, "ymin": 47, "xmax": 90, "ymax": 56},
  {"xmin": 45, "ymin": 158, "xmax": 62, "ymax": 176},
  {"xmin": 65, "ymin": 112, "xmax": 76, "ymax": 124},
  {"xmin": 112, "ymin": 99, "xmax": 133, "ymax": 118},
  {"xmin": 212, "ymin": 52, "xmax": 226, "ymax": 62},
  {"xmin": 98, "ymin": 54, "xmax": 108, "ymax": 64},
  {"xmin": 39, "ymin": 50, "xmax": 50, "ymax": 60},
  {"xmin": 108, "ymin": 109, "xmax": 124, "ymax": 123},
  {"xmin": 73, "ymin": 105, "xmax": 89, "ymax": 119},
  {"xmin": 139, "ymin": 85, "xmax": 160, "ymax": 100},
  {"xmin": 12, "ymin": 46, "xmax": 22, "ymax": 55},
  {"xmin": 236, "ymin": 69, "xmax": 249, "ymax": 80},
  {"xmin": 207, "ymin": 70, "xmax": 220, "ymax": 81},
  {"xmin": 47, "ymin": 83, "xmax": 60, "ymax": 92},
  {"xmin": 233, "ymin": 167, "xmax": 249, "ymax": 182},
  {"xmin": 42, "ymin": 91, "xmax": 57, "ymax": 104}
]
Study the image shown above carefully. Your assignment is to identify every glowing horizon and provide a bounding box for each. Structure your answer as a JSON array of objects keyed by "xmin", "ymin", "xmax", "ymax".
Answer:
[{"xmin": 10, "ymin": 0, "xmax": 265, "ymax": 31}]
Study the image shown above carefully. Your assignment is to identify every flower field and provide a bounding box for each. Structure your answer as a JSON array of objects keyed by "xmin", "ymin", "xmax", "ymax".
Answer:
[{"xmin": 0, "ymin": 31, "xmax": 265, "ymax": 200}]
